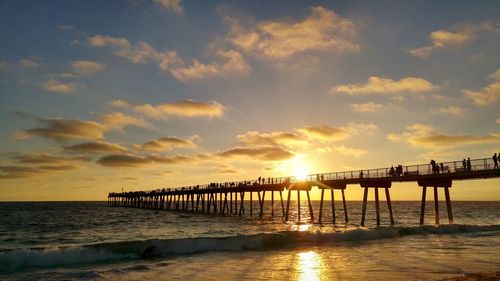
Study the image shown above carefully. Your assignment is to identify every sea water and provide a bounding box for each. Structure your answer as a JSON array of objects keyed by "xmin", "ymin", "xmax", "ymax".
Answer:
[{"xmin": 1, "ymin": 201, "xmax": 499, "ymax": 280}]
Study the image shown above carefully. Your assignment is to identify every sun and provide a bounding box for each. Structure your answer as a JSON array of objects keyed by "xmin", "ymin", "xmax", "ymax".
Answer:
[{"xmin": 293, "ymin": 166, "xmax": 308, "ymax": 181}]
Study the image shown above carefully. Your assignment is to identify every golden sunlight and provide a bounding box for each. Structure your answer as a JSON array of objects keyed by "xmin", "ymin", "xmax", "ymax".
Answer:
[
  {"xmin": 293, "ymin": 166, "xmax": 308, "ymax": 181},
  {"xmin": 279, "ymin": 155, "xmax": 310, "ymax": 181},
  {"xmin": 297, "ymin": 250, "xmax": 321, "ymax": 281}
]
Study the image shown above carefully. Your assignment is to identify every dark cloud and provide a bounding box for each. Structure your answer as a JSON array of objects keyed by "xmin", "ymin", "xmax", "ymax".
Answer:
[
  {"xmin": 0, "ymin": 164, "xmax": 80, "ymax": 179},
  {"xmin": 12, "ymin": 152, "xmax": 90, "ymax": 164},
  {"xmin": 97, "ymin": 154, "xmax": 152, "ymax": 167},
  {"xmin": 63, "ymin": 141, "xmax": 128, "ymax": 154},
  {"xmin": 135, "ymin": 136, "xmax": 198, "ymax": 151},
  {"xmin": 25, "ymin": 118, "xmax": 107, "ymax": 141},
  {"xmin": 96, "ymin": 153, "xmax": 200, "ymax": 167}
]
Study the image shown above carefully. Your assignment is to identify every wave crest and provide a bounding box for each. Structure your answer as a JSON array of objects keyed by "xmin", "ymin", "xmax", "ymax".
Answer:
[{"xmin": 1, "ymin": 224, "xmax": 499, "ymax": 273}]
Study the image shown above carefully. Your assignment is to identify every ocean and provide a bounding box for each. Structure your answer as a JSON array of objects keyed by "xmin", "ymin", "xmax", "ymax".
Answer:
[{"xmin": 1, "ymin": 201, "xmax": 499, "ymax": 280}]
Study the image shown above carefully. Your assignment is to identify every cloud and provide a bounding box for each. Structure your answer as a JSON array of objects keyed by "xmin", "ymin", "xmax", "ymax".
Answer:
[
  {"xmin": 236, "ymin": 131, "xmax": 305, "ymax": 147},
  {"xmin": 171, "ymin": 50, "xmax": 249, "ymax": 82},
  {"xmin": 40, "ymin": 78, "xmax": 79, "ymax": 93},
  {"xmin": 11, "ymin": 152, "xmax": 90, "ymax": 164},
  {"xmin": 351, "ymin": 102, "xmax": 383, "ymax": 112},
  {"xmin": 387, "ymin": 123, "xmax": 500, "ymax": 148},
  {"xmin": 153, "ymin": 0, "xmax": 183, "ymax": 15},
  {"xmin": 71, "ymin": 60, "xmax": 105, "ymax": 75},
  {"xmin": 0, "ymin": 165, "xmax": 80, "ymax": 179},
  {"xmin": 134, "ymin": 136, "xmax": 199, "ymax": 151},
  {"xmin": 497, "ymin": 117, "xmax": 500, "ymax": 124},
  {"xmin": 217, "ymin": 146, "xmax": 295, "ymax": 161},
  {"xmin": 87, "ymin": 34, "xmax": 247, "ymax": 81},
  {"xmin": 463, "ymin": 68, "xmax": 500, "ymax": 106},
  {"xmin": 24, "ymin": 117, "xmax": 107, "ymax": 141},
  {"xmin": 409, "ymin": 21, "xmax": 500, "ymax": 58},
  {"xmin": 489, "ymin": 69, "xmax": 500, "ymax": 81},
  {"xmin": 97, "ymin": 154, "xmax": 151, "ymax": 167},
  {"xmin": 63, "ymin": 141, "xmax": 129, "ymax": 154},
  {"xmin": 96, "ymin": 153, "xmax": 199, "ymax": 167},
  {"xmin": 111, "ymin": 99, "xmax": 225, "ymax": 119},
  {"xmin": 19, "ymin": 59, "xmax": 42, "ymax": 68},
  {"xmin": 87, "ymin": 35, "xmax": 131, "ymax": 48},
  {"xmin": 437, "ymin": 106, "xmax": 464, "ymax": 116},
  {"xmin": 225, "ymin": 6, "xmax": 359, "ymax": 58},
  {"xmin": 298, "ymin": 125, "xmax": 350, "ymax": 142},
  {"xmin": 100, "ymin": 112, "xmax": 147, "ymax": 130},
  {"xmin": 238, "ymin": 123, "xmax": 377, "ymax": 148},
  {"xmin": 87, "ymin": 35, "xmax": 181, "ymax": 72},
  {"xmin": 332, "ymin": 76, "xmax": 437, "ymax": 95}
]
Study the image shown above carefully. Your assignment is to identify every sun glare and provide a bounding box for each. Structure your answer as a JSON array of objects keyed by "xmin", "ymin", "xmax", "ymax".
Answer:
[{"xmin": 293, "ymin": 166, "xmax": 308, "ymax": 181}]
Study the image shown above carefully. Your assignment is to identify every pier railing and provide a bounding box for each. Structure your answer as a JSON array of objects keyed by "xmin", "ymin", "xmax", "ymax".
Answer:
[{"xmin": 308, "ymin": 157, "xmax": 496, "ymax": 181}]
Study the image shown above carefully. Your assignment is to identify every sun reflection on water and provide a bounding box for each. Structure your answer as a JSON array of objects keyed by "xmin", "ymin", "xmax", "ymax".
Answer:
[{"xmin": 297, "ymin": 250, "xmax": 321, "ymax": 281}]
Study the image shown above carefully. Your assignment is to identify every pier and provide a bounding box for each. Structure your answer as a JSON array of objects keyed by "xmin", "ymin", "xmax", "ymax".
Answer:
[{"xmin": 108, "ymin": 157, "xmax": 500, "ymax": 226}]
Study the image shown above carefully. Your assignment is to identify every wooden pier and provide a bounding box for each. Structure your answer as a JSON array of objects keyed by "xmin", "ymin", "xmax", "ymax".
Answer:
[{"xmin": 108, "ymin": 157, "xmax": 500, "ymax": 226}]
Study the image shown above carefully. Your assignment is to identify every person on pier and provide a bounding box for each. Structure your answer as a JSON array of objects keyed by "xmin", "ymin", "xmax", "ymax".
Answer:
[
  {"xmin": 430, "ymin": 159, "xmax": 437, "ymax": 174},
  {"xmin": 462, "ymin": 159, "xmax": 467, "ymax": 171},
  {"xmin": 467, "ymin": 157, "xmax": 472, "ymax": 172},
  {"xmin": 359, "ymin": 170, "xmax": 364, "ymax": 179},
  {"xmin": 389, "ymin": 166, "xmax": 395, "ymax": 177},
  {"xmin": 493, "ymin": 153, "xmax": 498, "ymax": 169}
]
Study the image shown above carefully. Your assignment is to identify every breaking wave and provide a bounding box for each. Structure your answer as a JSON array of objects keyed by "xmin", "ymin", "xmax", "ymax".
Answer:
[{"xmin": 1, "ymin": 224, "xmax": 499, "ymax": 273}]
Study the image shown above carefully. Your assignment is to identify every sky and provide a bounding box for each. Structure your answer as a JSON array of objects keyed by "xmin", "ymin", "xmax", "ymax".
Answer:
[{"xmin": 0, "ymin": 0, "xmax": 499, "ymax": 201}]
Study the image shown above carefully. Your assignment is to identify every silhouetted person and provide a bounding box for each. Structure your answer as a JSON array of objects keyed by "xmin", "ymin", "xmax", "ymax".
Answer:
[
  {"xmin": 430, "ymin": 159, "xmax": 436, "ymax": 174},
  {"xmin": 359, "ymin": 170, "xmax": 364, "ymax": 179},
  {"xmin": 462, "ymin": 159, "xmax": 467, "ymax": 171},
  {"xmin": 440, "ymin": 163, "xmax": 445, "ymax": 173},
  {"xmin": 467, "ymin": 157, "xmax": 472, "ymax": 172},
  {"xmin": 493, "ymin": 153, "xmax": 498, "ymax": 169},
  {"xmin": 320, "ymin": 174, "xmax": 324, "ymax": 181},
  {"xmin": 389, "ymin": 166, "xmax": 395, "ymax": 177}
]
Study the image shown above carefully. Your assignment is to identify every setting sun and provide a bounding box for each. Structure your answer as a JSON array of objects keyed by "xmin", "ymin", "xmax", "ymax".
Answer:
[{"xmin": 293, "ymin": 166, "xmax": 309, "ymax": 181}]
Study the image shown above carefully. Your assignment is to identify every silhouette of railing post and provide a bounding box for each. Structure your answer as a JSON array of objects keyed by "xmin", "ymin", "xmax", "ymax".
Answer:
[
  {"xmin": 317, "ymin": 181, "xmax": 348, "ymax": 224},
  {"xmin": 360, "ymin": 180, "xmax": 393, "ymax": 227},
  {"xmin": 418, "ymin": 179, "xmax": 453, "ymax": 225}
]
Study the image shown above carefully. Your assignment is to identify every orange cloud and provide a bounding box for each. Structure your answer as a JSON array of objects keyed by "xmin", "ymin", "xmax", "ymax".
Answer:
[
  {"xmin": 111, "ymin": 99, "xmax": 225, "ymax": 119},
  {"xmin": 236, "ymin": 131, "xmax": 305, "ymax": 147},
  {"xmin": 388, "ymin": 123, "xmax": 500, "ymax": 148},
  {"xmin": 463, "ymin": 68, "xmax": 500, "ymax": 106},
  {"xmin": 171, "ymin": 50, "xmax": 249, "ymax": 82},
  {"xmin": 408, "ymin": 21, "xmax": 500, "ymax": 58},
  {"xmin": 226, "ymin": 6, "xmax": 359, "ymax": 58},
  {"xmin": 100, "ymin": 112, "xmax": 147, "ymax": 130},
  {"xmin": 333, "ymin": 76, "xmax": 437, "ymax": 95}
]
